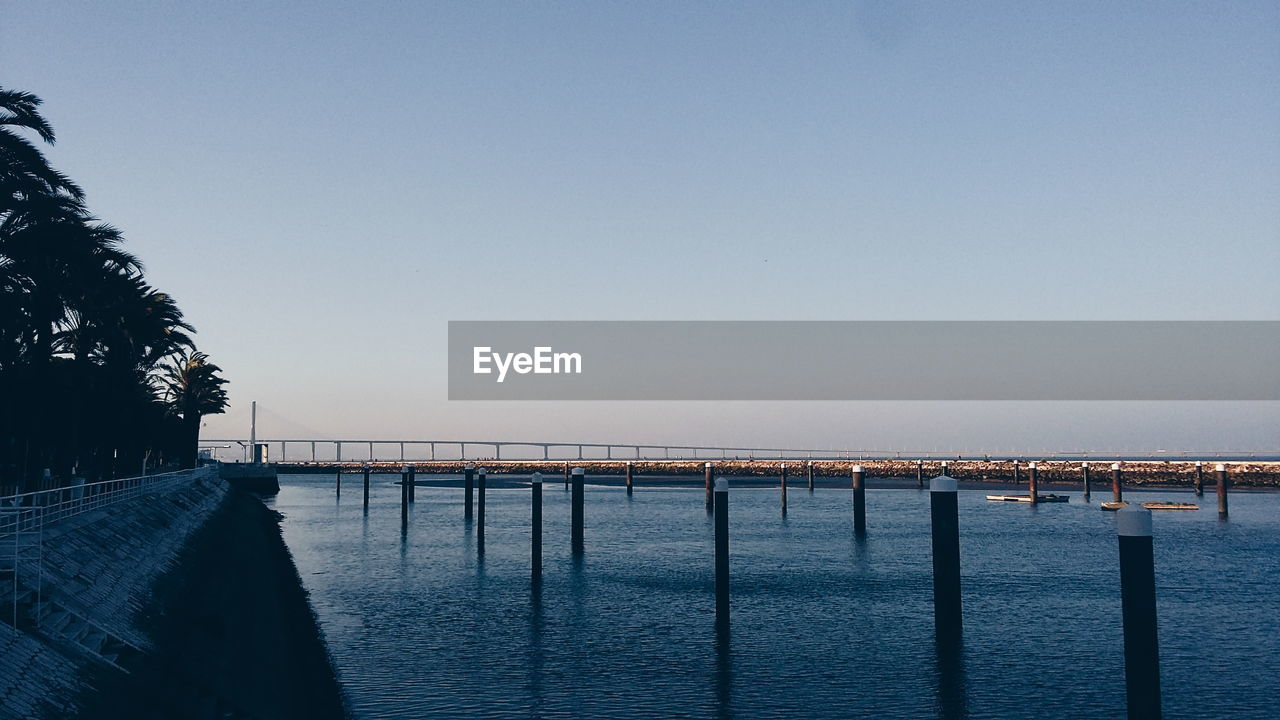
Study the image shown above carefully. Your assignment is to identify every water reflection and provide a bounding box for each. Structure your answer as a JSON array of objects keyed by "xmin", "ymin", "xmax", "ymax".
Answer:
[
  {"xmin": 852, "ymin": 529, "xmax": 870, "ymax": 570},
  {"xmin": 398, "ymin": 514, "xmax": 409, "ymax": 565},
  {"xmin": 933, "ymin": 633, "xmax": 969, "ymax": 720},
  {"xmin": 569, "ymin": 553, "xmax": 586, "ymax": 625},
  {"xmin": 528, "ymin": 581, "xmax": 545, "ymax": 715},
  {"xmin": 359, "ymin": 512, "xmax": 369, "ymax": 555},
  {"xmin": 714, "ymin": 625, "xmax": 732, "ymax": 720}
]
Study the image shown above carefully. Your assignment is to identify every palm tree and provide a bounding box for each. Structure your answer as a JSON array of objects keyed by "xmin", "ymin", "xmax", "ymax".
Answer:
[
  {"xmin": 158, "ymin": 351, "xmax": 229, "ymax": 468},
  {"xmin": 2, "ymin": 84, "xmax": 228, "ymax": 487},
  {"xmin": 59, "ymin": 272, "xmax": 194, "ymax": 370},
  {"xmin": 1, "ymin": 87, "xmax": 83, "ymax": 209}
]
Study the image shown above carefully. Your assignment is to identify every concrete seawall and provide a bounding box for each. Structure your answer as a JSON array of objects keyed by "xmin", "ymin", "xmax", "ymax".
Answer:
[{"xmin": 1, "ymin": 468, "xmax": 345, "ymax": 719}]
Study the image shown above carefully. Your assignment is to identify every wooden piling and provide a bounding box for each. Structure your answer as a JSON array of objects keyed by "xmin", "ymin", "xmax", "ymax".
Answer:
[
  {"xmin": 704, "ymin": 462, "xmax": 714, "ymax": 513},
  {"xmin": 336, "ymin": 470, "xmax": 341, "ymax": 498},
  {"xmin": 1112, "ymin": 462, "xmax": 1123, "ymax": 502},
  {"xmin": 1117, "ymin": 505, "xmax": 1161, "ymax": 720},
  {"xmin": 851, "ymin": 464, "xmax": 866, "ymax": 534},
  {"xmin": 625, "ymin": 461, "xmax": 633, "ymax": 496},
  {"xmin": 362, "ymin": 464, "xmax": 370, "ymax": 509},
  {"xmin": 1012, "ymin": 459, "xmax": 1020, "ymax": 485},
  {"xmin": 571, "ymin": 467, "xmax": 585, "ymax": 554},
  {"xmin": 399, "ymin": 464, "xmax": 409, "ymax": 522},
  {"xmin": 477, "ymin": 467, "xmax": 487, "ymax": 546},
  {"xmin": 916, "ymin": 460, "xmax": 924, "ymax": 488},
  {"xmin": 1028, "ymin": 462, "xmax": 1038, "ymax": 505},
  {"xmin": 1194, "ymin": 461, "xmax": 1204, "ymax": 497},
  {"xmin": 1216, "ymin": 463, "xmax": 1228, "ymax": 518},
  {"xmin": 714, "ymin": 478, "xmax": 729, "ymax": 632},
  {"xmin": 1082, "ymin": 462, "xmax": 1091, "ymax": 500},
  {"xmin": 564, "ymin": 462, "xmax": 570, "ymax": 491},
  {"xmin": 930, "ymin": 475, "xmax": 962, "ymax": 640},
  {"xmin": 531, "ymin": 472, "xmax": 543, "ymax": 578},
  {"xmin": 464, "ymin": 464, "xmax": 475, "ymax": 520},
  {"xmin": 807, "ymin": 461, "xmax": 814, "ymax": 492},
  {"xmin": 780, "ymin": 462, "xmax": 788, "ymax": 516},
  {"xmin": 407, "ymin": 464, "xmax": 416, "ymax": 503}
]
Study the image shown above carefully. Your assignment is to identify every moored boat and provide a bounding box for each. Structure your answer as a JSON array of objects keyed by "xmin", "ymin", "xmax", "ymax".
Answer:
[
  {"xmin": 1101, "ymin": 501, "xmax": 1200, "ymax": 511},
  {"xmin": 986, "ymin": 493, "xmax": 1070, "ymax": 503}
]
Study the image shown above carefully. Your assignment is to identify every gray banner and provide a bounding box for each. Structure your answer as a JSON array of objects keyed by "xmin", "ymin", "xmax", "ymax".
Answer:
[{"xmin": 448, "ymin": 321, "xmax": 1280, "ymax": 401}]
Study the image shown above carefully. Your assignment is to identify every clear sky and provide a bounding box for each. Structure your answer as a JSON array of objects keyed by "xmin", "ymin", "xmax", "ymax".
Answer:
[{"xmin": 4, "ymin": 1, "xmax": 1278, "ymax": 452}]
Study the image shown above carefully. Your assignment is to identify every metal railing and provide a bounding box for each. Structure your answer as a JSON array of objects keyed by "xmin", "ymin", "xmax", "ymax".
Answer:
[
  {"xmin": 2, "ymin": 466, "xmax": 211, "ymax": 634},
  {"xmin": 0, "ymin": 467, "xmax": 212, "ymax": 536}
]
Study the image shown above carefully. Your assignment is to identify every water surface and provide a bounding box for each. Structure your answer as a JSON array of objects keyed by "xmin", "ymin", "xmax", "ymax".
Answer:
[{"xmin": 270, "ymin": 474, "xmax": 1278, "ymax": 719}]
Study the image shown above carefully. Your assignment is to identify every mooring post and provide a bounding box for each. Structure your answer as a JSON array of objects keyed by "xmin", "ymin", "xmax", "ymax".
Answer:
[
  {"xmin": 851, "ymin": 464, "xmax": 866, "ymax": 534},
  {"xmin": 1194, "ymin": 461, "xmax": 1204, "ymax": 497},
  {"xmin": 714, "ymin": 478, "xmax": 730, "ymax": 632},
  {"xmin": 464, "ymin": 464, "xmax": 475, "ymax": 520},
  {"xmin": 941, "ymin": 461, "xmax": 949, "ymax": 480},
  {"xmin": 362, "ymin": 463, "xmax": 370, "ymax": 509},
  {"xmin": 1117, "ymin": 504, "xmax": 1161, "ymax": 720},
  {"xmin": 1215, "ymin": 463, "xmax": 1228, "ymax": 518},
  {"xmin": 930, "ymin": 474, "xmax": 962, "ymax": 640},
  {"xmin": 336, "ymin": 470, "xmax": 341, "ymax": 498},
  {"xmin": 407, "ymin": 464, "xmax": 416, "ymax": 503},
  {"xmin": 704, "ymin": 462, "xmax": 714, "ymax": 513},
  {"xmin": 1012, "ymin": 459, "xmax": 1020, "ymax": 485},
  {"xmin": 1112, "ymin": 462, "xmax": 1123, "ymax": 502},
  {"xmin": 1082, "ymin": 462, "xmax": 1091, "ymax": 500},
  {"xmin": 1028, "ymin": 462, "xmax": 1038, "ymax": 504},
  {"xmin": 571, "ymin": 467, "xmax": 585, "ymax": 555},
  {"xmin": 916, "ymin": 459, "xmax": 924, "ymax": 488},
  {"xmin": 564, "ymin": 462, "xmax": 570, "ymax": 491},
  {"xmin": 780, "ymin": 462, "xmax": 788, "ymax": 516},
  {"xmin": 807, "ymin": 460, "xmax": 814, "ymax": 492},
  {"xmin": 477, "ymin": 467, "xmax": 487, "ymax": 545},
  {"xmin": 400, "ymin": 464, "xmax": 409, "ymax": 520},
  {"xmin": 625, "ymin": 461, "xmax": 633, "ymax": 496},
  {"xmin": 531, "ymin": 472, "xmax": 543, "ymax": 579}
]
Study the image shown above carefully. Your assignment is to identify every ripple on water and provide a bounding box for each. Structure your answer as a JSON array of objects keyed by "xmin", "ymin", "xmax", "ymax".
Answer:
[{"xmin": 270, "ymin": 476, "xmax": 1280, "ymax": 720}]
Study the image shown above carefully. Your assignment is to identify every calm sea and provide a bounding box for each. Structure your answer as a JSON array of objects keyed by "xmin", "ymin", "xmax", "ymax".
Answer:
[{"xmin": 268, "ymin": 474, "xmax": 1278, "ymax": 719}]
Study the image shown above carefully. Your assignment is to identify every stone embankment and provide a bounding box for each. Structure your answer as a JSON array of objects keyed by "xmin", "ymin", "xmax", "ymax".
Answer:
[
  {"xmin": 276, "ymin": 458, "xmax": 1280, "ymax": 488},
  {"xmin": 0, "ymin": 466, "xmax": 345, "ymax": 720}
]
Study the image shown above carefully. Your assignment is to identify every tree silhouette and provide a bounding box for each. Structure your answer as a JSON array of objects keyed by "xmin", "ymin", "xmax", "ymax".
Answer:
[
  {"xmin": 1, "ymin": 86, "xmax": 228, "ymax": 489},
  {"xmin": 159, "ymin": 352, "xmax": 230, "ymax": 468}
]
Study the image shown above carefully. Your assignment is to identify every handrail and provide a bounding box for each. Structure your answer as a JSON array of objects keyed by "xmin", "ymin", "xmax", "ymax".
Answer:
[{"xmin": 0, "ymin": 467, "xmax": 211, "ymax": 536}]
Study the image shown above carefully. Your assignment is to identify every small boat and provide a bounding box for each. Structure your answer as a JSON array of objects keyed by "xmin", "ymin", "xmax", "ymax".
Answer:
[
  {"xmin": 1101, "ymin": 501, "xmax": 1200, "ymax": 511},
  {"xmin": 986, "ymin": 493, "xmax": 1069, "ymax": 504}
]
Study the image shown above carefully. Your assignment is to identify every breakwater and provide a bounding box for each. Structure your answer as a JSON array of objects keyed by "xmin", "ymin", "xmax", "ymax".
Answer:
[
  {"xmin": 0, "ymin": 467, "xmax": 345, "ymax": 720},
  {"xmin": 270, "ymin": 458, "xmax": 1280, "ymax": 488}
]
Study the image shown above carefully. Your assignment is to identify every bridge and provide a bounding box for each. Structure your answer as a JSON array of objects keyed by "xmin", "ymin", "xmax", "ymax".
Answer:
[{"xmin": 198, "ymin": 438, "xmax": 1279, "ymax": 464}]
